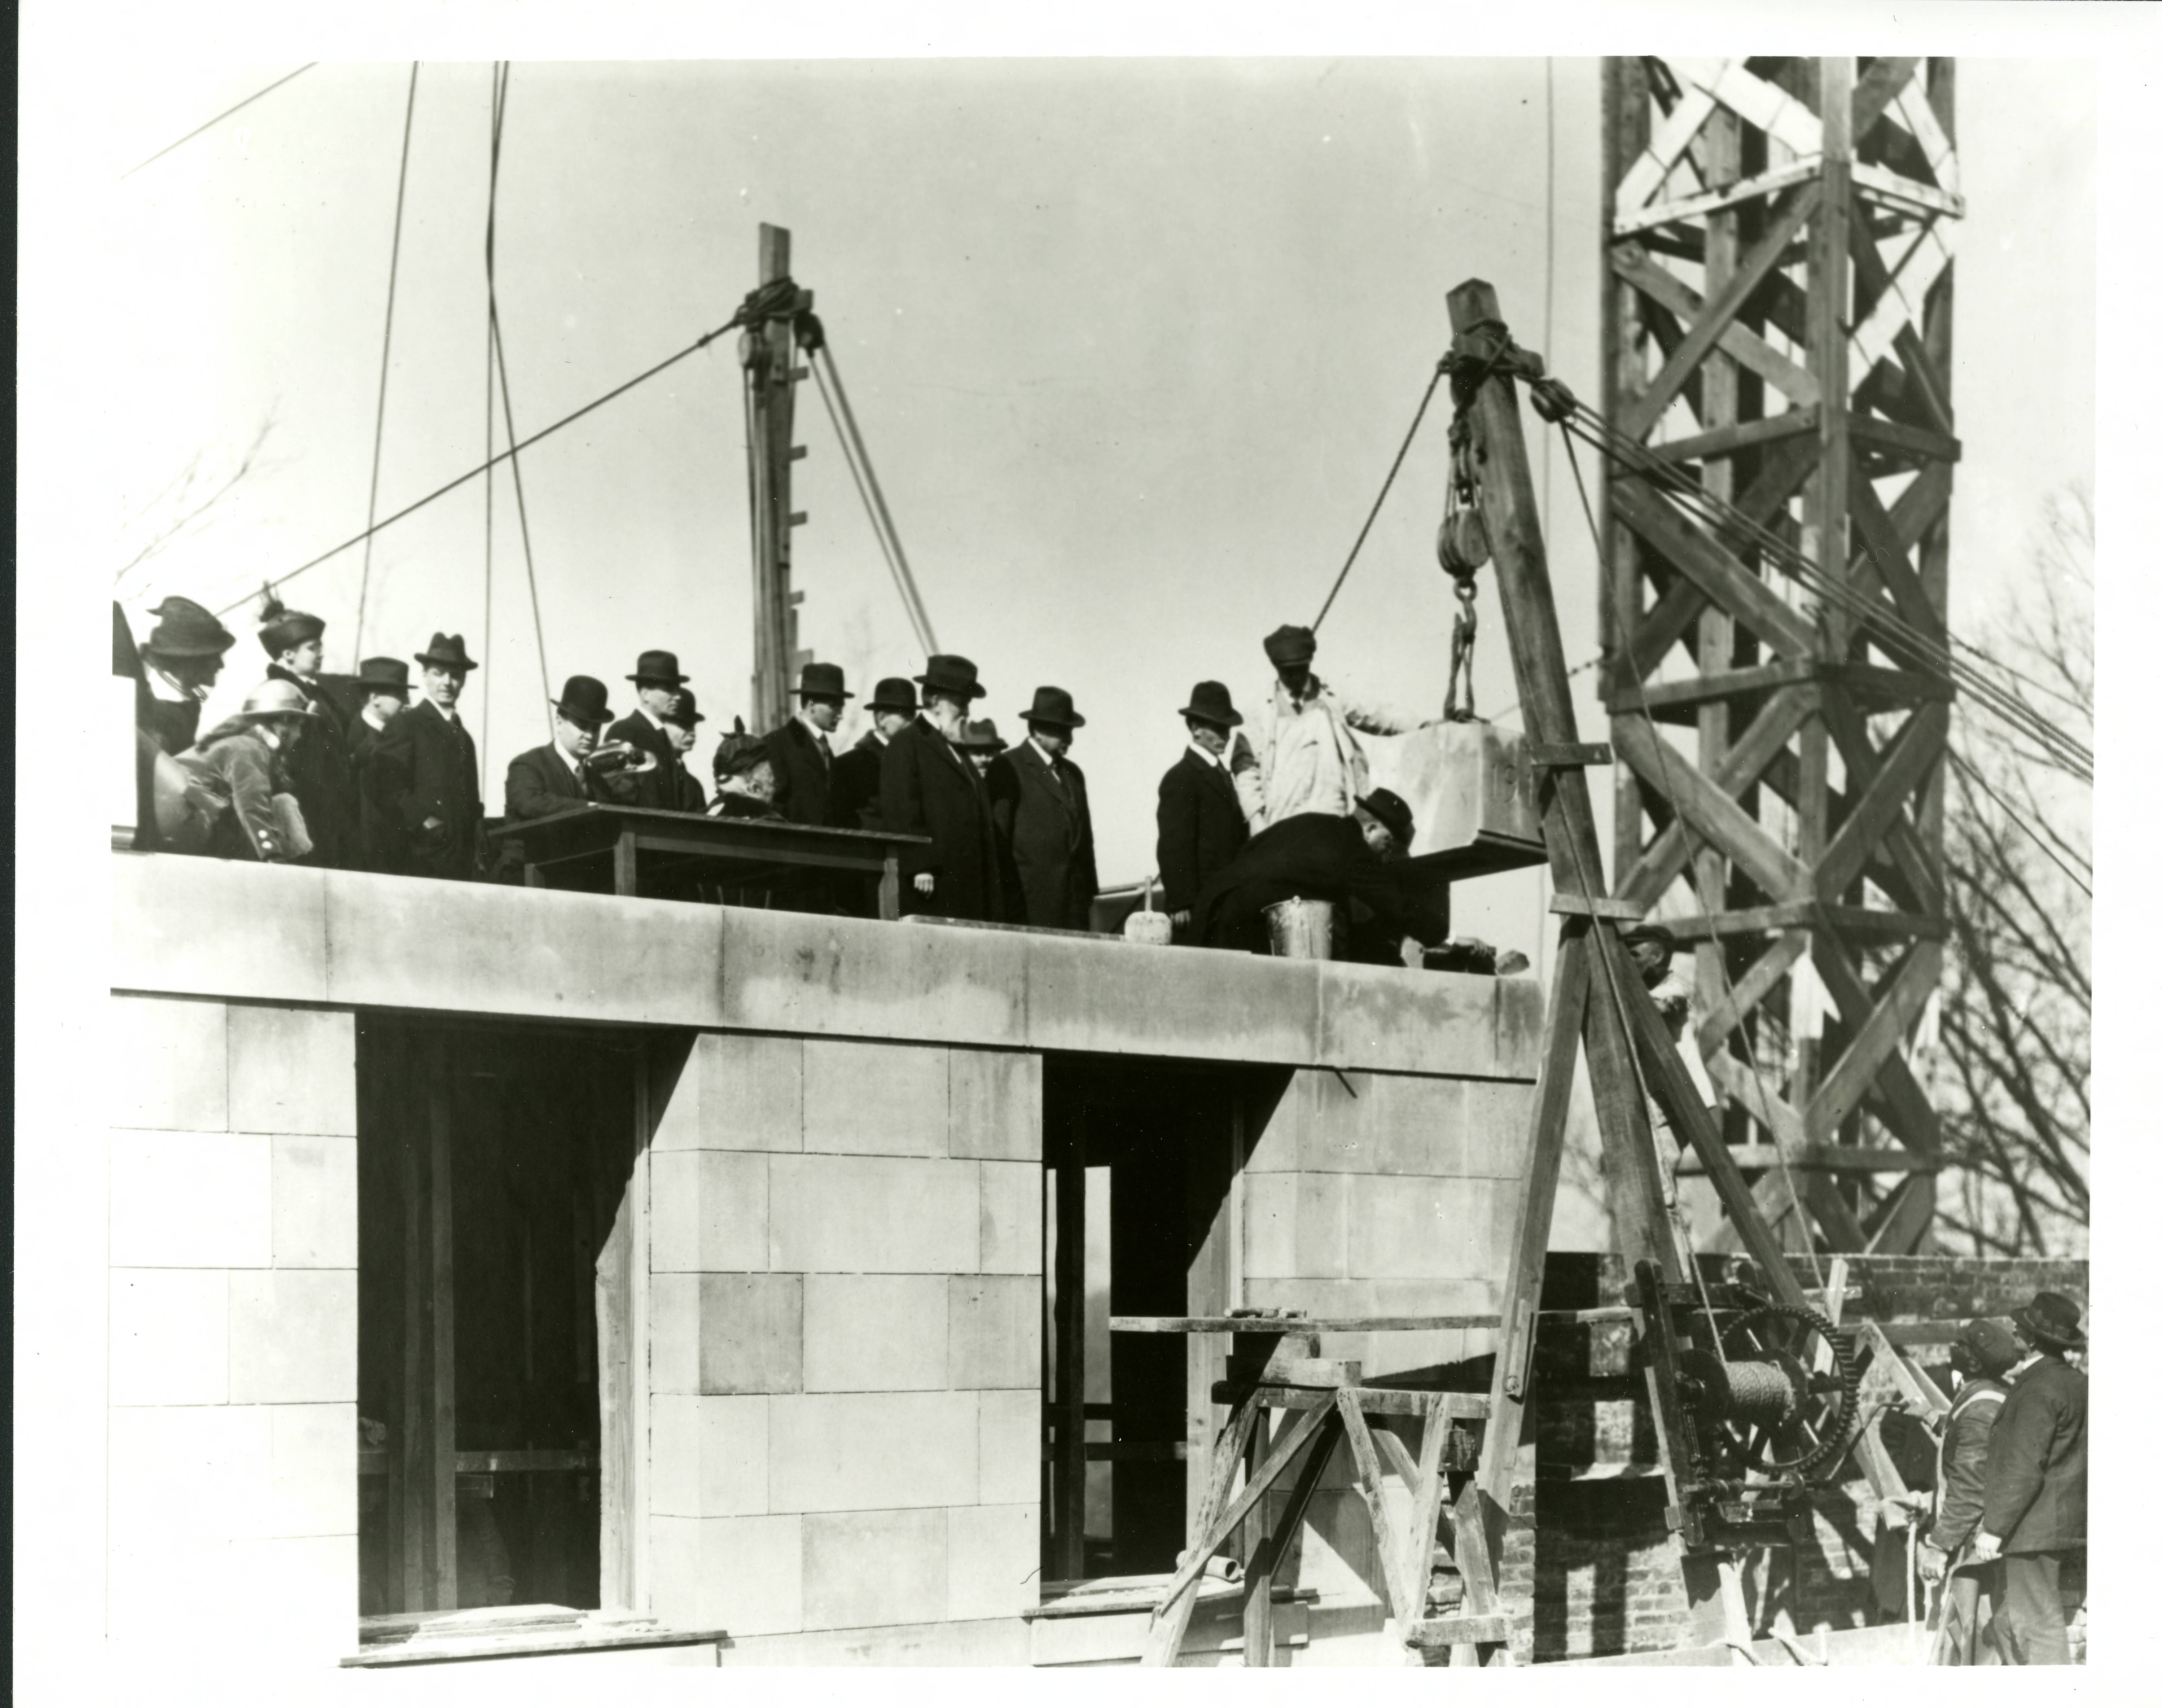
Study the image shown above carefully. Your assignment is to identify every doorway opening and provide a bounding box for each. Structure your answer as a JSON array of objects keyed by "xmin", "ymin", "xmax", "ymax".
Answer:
[
  {"xmin": 355, "ymin": 1016, "xmax": 648, "ymax": 1619},
  {"xmin": 1041, "ymin": 1056, "xmax": 1290, "ymax": 1582}
]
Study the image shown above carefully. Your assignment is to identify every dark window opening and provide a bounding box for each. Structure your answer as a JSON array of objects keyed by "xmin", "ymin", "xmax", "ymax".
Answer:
[{"xmin": 356, "ymin": 1017, "xmax": 643, "ymax": 1619}]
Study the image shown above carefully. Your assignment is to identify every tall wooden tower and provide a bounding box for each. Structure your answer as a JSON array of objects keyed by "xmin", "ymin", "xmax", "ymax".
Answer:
[{"xmin": 1598, "ymin": 58, "xmax": 1959, "ymax": 1256}]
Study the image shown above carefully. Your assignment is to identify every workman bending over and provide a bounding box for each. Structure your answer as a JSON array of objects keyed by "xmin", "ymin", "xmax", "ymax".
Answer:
[{"xmin": 1250, "ymin": 623, "xmax": 1434, "ymax": 830}]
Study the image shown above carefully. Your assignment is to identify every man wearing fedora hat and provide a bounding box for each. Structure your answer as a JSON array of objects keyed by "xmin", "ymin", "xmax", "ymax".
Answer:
[
  {"xmin": 1004, "ymin": 687, "xmax": 1099, "ymax": 930},
  {"xmin": 766, "ymin": 661, "xmax": 853, "ymax": 828},
  {"xmin": 661, "ymin": 688, "xmax": 711, "ymax": 814},
  {"xmin": 367, "ymin": 634, "xmax": 485, "ymax": 881},
  {"xmin": 255, "ymin": 590, "xmax": 357, "ymax": 868},
  {"xmin": 1251, "ymin": 623, "xmax": 1432, "ymax": 831},
  {"xmin": 178, "ymin": 679, "xmax": 322, "ymax": 862},
  {"xmin": 958, "ymin": 718, "xmax": 1025, "ymax": 922},
  {"xmin": 880, "ymin": 655, "xmax": 1004, "ymax": 923},
  {"xmin": 135, "ymin": 595, "xmax": 239, "ymax": 758},
  {"xmin": 348, "ymin": 658, "xmax": 415, "ymax": 873},
  {"xmin": 1155, "ymin": 682, "xmax": 1256, "ymax": 942},
  {"xmin": 1973, "ymin": 1291, "xmax": 2087, "ymax": 1665},
  {"xmin": 606, "ymin": 649, "xmax": 692, "ymax": 811},
  {"xmin": 826, "ymin": 677, "xmax": 918, "ymax": 916}
]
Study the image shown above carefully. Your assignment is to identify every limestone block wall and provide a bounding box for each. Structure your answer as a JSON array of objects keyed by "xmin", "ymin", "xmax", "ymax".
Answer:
[
  {"xmin": 645, "ymin": 1030, "xmax": 1043, "ymax": 1661},
  {"xmin": 1241, "ymin": 1048, "xmax": 1537, "ymax": 1616},
  {"xmin": 105, "ymin": 993, "xmax": 359, "ymax": 1664}
]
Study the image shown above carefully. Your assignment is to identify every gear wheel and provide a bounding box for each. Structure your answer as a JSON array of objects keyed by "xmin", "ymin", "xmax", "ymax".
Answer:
[{"xmin": 1717, "ymin": 1301, "xmax": 1860, "ymax": 1481}]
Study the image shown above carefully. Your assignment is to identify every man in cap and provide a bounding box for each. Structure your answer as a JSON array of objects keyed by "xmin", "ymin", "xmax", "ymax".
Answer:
[
  {"xmin": 368, "ymin": 634, "xmax": 485, "ymax": 881},
  {"xmin": 1973, "ymin": 1292, "xmax": 2088, "ymax": 1664},
  {"xmin": 880, "ymin": 654, "xmax": 1003, "ymax": 923},
  {"xmin": 1624, "ymin": 921, "xmax": 1718, "ymax": 1265},
  {"xmin": 348, "ymin": 658, "xmax": 415, "ymax": 873},
  {"xmin": 606, "ymin": 650, "xmax": 692, "ymax": 810},
  {"xmin": 1917, "ymin": 1318, "xmax": 2024, "ymax": 1664},
  {"xmin": 1155, "ymin": 682, "xmax": 1258, "ymax": 942},
  {"xmin": 830, "ymin": 677, "xmax": 916, "ymax": 834},
  {"xmin": 1004, "ymin": 687, "xmax": 1099, "ymax": 930},
  {"xmin": 504, "ymin": 676, "xmax": 636, "ymax": 823},
  {"xmin": 1192, "ymin": 789, "xmax": 1437, "ymax": 963},
  {"xmin": 178, "ymin": 679, "xmax": 322, "ymax": 862},
  {"xmin": 1250, "ymin": 623, "xmax": 1432, "ymax": 830},
  {"xmin": 255, "ymin": 591, "xmax": 356, "ymax": 868},
  {"xmin": 135, "ymin": 595, "xmax": 238, "ymax": 757},
  {"xmin": 766, "ymin": 662, "xmax": 852, "ymax": 827}
]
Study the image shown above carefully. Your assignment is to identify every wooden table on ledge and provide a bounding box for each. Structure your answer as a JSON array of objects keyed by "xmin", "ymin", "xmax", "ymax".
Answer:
[{"xmin": 488, "ymin": 805, "xmax": 930, "ymax": 919}]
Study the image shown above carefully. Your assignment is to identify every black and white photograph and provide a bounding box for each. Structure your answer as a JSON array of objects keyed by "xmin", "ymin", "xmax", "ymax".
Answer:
[{"xmin": 18, "ymin": 2, "xmax": 2151, "ymax": 1691}]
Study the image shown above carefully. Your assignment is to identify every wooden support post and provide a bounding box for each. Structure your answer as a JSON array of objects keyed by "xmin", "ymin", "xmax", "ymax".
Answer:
[
  {"xmin": 1052, "ymin": 1115, "xmax": 1088, "ymax": 1582},
  {"xmin": 746, "ymin": 223, "xmax": 808, "ymax": 733},
  {"xmin": 1242, "ymin": 1412, "xmax": 1338, "ymax": 1667}
]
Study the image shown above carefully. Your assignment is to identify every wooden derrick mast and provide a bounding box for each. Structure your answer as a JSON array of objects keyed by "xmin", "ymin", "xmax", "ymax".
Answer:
[{"xmin": 1599, "ymin": 57, "xmax": 1959, "ymax": 1256}]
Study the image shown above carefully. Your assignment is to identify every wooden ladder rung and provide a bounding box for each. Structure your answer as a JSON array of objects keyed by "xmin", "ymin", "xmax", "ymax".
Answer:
[{"xmin": 1405, "ymin": 1613, "xmax": 1513, "ymax": 1647}]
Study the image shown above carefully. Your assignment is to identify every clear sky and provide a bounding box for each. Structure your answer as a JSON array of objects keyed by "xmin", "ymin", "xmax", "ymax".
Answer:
[{"xmin": 101, "ymin": 51, "xmax": 2094, "ymax": 953}]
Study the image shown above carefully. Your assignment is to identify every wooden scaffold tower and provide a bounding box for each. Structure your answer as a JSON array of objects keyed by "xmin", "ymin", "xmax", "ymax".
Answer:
[{"xmin": 1598, "ymin": 57, "xmax": 1961, "ymax": 1257}]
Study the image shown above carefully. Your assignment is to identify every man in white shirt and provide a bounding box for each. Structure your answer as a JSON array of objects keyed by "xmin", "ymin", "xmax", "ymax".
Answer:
[{"xmin": 1250, "ymin": 623, "xmax": 1431, "ymax": 829}]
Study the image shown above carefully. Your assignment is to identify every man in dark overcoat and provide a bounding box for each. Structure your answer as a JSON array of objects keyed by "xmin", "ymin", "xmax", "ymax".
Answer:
[
  {"xmin": 348, "ymin": 657, "xmax": 414, "ymax": 873},
  {"xmin": 606, "ymin": 649, "xmax": 691, "ymax": 810},
  {"xmin": 1155, "ymin": 681, "xmax": 1251, "ymax": 942},
  {"xmin": 880, "ymin": 654, "xmax": 1002, "ymax": 922},
  {"xmin": 1193, "ymin": 791, "xmax": 1436, "ymax": 962},
  {"xmin": 767, "ymin": 661, "xmax": 852, "ymax": 827},
  {"xmin": 1004, "ymin": 686, "xmax": 1099, "ymax": 930},
  {"xmin": 1973, "ymin": 1291, "xmax": 2088, "ymax": 1665},
  {"xmin": 255, "ymin": 592, "xmax": 357, "ymax": 868},
  {"xmin": 504, "ymin": 675, "xmax": 630, "ymax": 822},
  {"xmin": 830, "ymin": 677, "xmax": 916, "ymax": 833},
  {"xmin": 368, "ymin": 633, "xmax": 485, "ymax": 881}
]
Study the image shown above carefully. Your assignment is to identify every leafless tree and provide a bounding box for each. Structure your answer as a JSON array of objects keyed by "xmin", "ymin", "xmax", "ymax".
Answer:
[
  {"xmin": 1931, "ymin": 486, "xmax": 2092, "ymax": 1257},
  {"xmin": 115, "ymin": 417, "xmax": 276, "ymax": 588}
]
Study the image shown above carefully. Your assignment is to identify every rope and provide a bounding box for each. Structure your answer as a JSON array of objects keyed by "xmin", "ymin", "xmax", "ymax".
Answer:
[
  {"xmin": 351, "ymin": 62, "xmax": 421, "ymax": 671},
  {"xmin": 484, "ymin": 64, "xmax": 552, "ymax": 715},
  {"xmin": 218, "ymin": 317, "xmax": 753, "ymax": 618},
  {"xmin": 120, "ymin": 63, "xmax": 317, "ymax": 181},
  {"xmin": 1948, "ymin": 748, "xmax": 2093, "ymax": 899},
  {"xmin": 1559, "ymin": 426, "xmax": 1828, "ymax": 1292},
  {"xmin": 1312, "ymin": 362, "xmax": 1446, "ymax": 631},
  {"xmin": 480, "ymin": 63, "xmax": 504, "ymax": 788},
  {"xmin": 808, "ymin": 352, "xmax": 937, "ymax": 656}
]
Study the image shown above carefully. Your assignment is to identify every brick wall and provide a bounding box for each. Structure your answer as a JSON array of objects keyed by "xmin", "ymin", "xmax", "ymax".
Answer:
[
  {"xmin": 645, "ymin": 1032, "xmax": 1041, "ymax": 1653},
  {"xmin": 106, "ymin": 993, "xmax": 359, "ymax": 1664}
]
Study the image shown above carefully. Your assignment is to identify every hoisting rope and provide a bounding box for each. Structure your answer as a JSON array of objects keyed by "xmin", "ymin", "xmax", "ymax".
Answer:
[
  {"xmin": 1312, "ymin": 362, "xmax": 1447, "ymax": 631},
  {"xmin": 221, "ymin": 276, "xmax": 808, "ymax": 618},
  {"xmin": 350, "ymin": 63, "xmax": 421, "ymax": 671},
  {"xmin": 120, "ymin": 63, "xmax": 318, "ymax": 181}
]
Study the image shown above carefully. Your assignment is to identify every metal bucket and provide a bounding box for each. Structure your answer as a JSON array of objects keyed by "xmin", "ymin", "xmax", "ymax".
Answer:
[{"xmin": 1264, "ymin": 897, "xmax": 1338, "ymax": 960}]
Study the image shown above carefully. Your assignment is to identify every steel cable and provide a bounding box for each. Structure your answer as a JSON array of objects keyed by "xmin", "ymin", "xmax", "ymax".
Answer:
[{"xmin": 351, "ymin": 63, "xmax": 421, "ymax": 670}]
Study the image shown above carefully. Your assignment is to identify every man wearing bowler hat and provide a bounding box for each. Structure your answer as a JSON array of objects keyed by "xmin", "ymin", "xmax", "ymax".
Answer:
[
  {"xmin": 880, "ymin": 654, "xmax": 1003, "ymax": 923},
  {"xmin": 1155, "ymin": 682, "xmax": 1258, "ymax": 941},
  {"xmin": 828, "ymin": 676, "xmax": 917, "ymax": 916},
  {"xmin": 1004, "ymin": 687, "xmax": 1098, "ymax": 930},
  {"xmin": 767, "ymin": 661, "xmax": 853, "ymax": 828},
  {"xmin": 1251, "ymin": 623, "xmax": 1432, "ymax": 831},
  {"xmin": 1973, "ymin": 1292, "xmax": 2088, "ymax": 1664},
  {"xmin": 348, "ymin": 657, "xmax": 415, "ymax": 873},
  {"xmin": 505, "ymin": 676, "xmax": 636, "ymax": 823},
  {"xmin": 368, "ymin": 633, "xmax": 485, "ymax": 881},
  {"xmin": 661, "ymin": 688, "xmax": 711, "ymax": 814},
  {"xmin": 607, "ymin": 649, "xmax": 692, "ymax": 810}
]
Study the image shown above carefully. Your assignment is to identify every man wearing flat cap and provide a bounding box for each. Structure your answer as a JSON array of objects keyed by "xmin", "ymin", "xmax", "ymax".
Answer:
[
  {"xmin": 1917, "ymin": 1318, "xmax": 2023, "ymax": 1664},
  {"xmin": 1004, "ymin": 687, "xmax": 1098, "ymax": 930},
  {"xmin": 606, "ymin": 649, "xmax": 692, "ymax": 811},
  {"xmin": 255, "ymin": 590, "xmax": 357, "ymax": 868},
  {"xmin": 1973, "ymin": 1292, "xmax": 2088, "ymax": 1664},
  {"xmin": 1155, "ymin": 683, "xmax": 1258, "ymax": 942},
  {"xmin": 1251, "ymin": 623, "xmax": 1432, "ymax": 831},
  {"xmin": 368, "ymin": 633, "xmax": 485, "ymax": 881},
  {"xmin": 880, "ymin": 654, "xmax": 1004, "ymax": 923},
  {"xmin": 767, "ymin": 661, "xmax": 852, "ymax": 828}
]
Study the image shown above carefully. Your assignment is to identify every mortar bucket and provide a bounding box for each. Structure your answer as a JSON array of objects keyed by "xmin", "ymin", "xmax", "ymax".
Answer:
[{"xmin": 1264, "ymin": 897, "xmax": 1338, "ymax": 960}]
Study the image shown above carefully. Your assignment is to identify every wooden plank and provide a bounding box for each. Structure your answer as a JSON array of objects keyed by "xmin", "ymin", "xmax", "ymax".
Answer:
[
  {"xmin": 426, "ymin": 1072, "xmax": 458, "ymax": 1609},
  {"xmin": 1240, "ymin": 1409, "xmax": 1273, "ymax": 1667},
  {"xmin": 1112, "ymin": 1314, "xmax": 1500, "ymax": 1335},
  {"xmin": 1821, "ymin": 693, "xmax": 1943, "ymax": 915},
  {"xmin": 1848, "ymin": 468, "xmax": 1945, "ymax": 639},
  {"xmin": 1139, "ymin": 1391, "xmax": 1264, "ymax": 1666},
  {"xmin": 1242, "ymin": 1413, "xmax": 1341, "ymax": 1667},
  {"xmin": 1211, "ymin": 1383, "xmax": 1488, "ymax": 1424},
  {"xmin": 1609, "ymin": 245, "xmax": 1819, "ymax": 408},
  {"xmin": 1624, "ymin": 574, "xmax": 1710, "ymax": 686},
  {"xmin": 1612, "ymin": 481, "xmax": 1819, "ymax": 661},
  {"xmin": 1846, "ymin": 185, "xmax": 1954, "ymax": 435},
  {"xmin": 1676, "ymin": 1143, "xmax": 1940, "ymax": 1175},
  {"xmin": 1867, "ymin": 1174, "xmax": 1937, "ymax": 1256},
  {"xmin": 1411, "ymin": 1613, "xmax": 1515, "ymax": 1647},
  {"xmin": 1811, "ymin": 935, "xmax": 1941, "ymax": 1151},
  {"xmin": 1186, "ymin": 1119, "xmax": 1236, "ymax": 1541},
  {"xmin": 1335, "ymin": 1393, "xmax": 1417, "ymax": 1621},
  {"xmin": 1697, "ymin": 930, "xmax": 1810, "ymax": 1049},
  {"xmin": 1549, "ymin": 894, "xmax": 1646, "ymax": 921},
  {"xmin": 1444, "ymin": 1482, "xmax": 1509, "ymax": 1666},
  {"xmin": 1150, "ymin": 1395, "xmax": 1316, "ymax": 1633},
  {"xmin": 1053, "ymin": 1124, "xmax": 1088, "ymax": 1581},
  {"xmin": 1818, "ymin": 702, "xmax": 1949, "ymax": 898},
  {"xmin": 1402, "ymin": 1395, "xmax": 1454, "ymax": 1624},
  {"xmin": 1621, "ymin": 181, "xmax": 1821, "ymax": 438},
  {"xmin": 1850, "ymin": 413, "xmax": 1960, "ymax": 465},
  {"xmin": 1372, "ymin": 1418, "xmax": 1422, "ymax": 1490},
  {"xmin": 1611, "ymin": 712, "xmax": 1810, "ymax": 901},
  {"xmin": 1652, "ymin": 412, "xmax": 1821, "ymax": 469},
  {"xmin": 1852, "ymin": 55, "xmax": 1923, "ymax": 144},
  {"xmin": 1609, "ymin": 658, "xmax": 1814, "ymax": 714},
  {"xmin": 1807, "ymin": 940, "xmax": 1944, "ymax": 1142}
]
